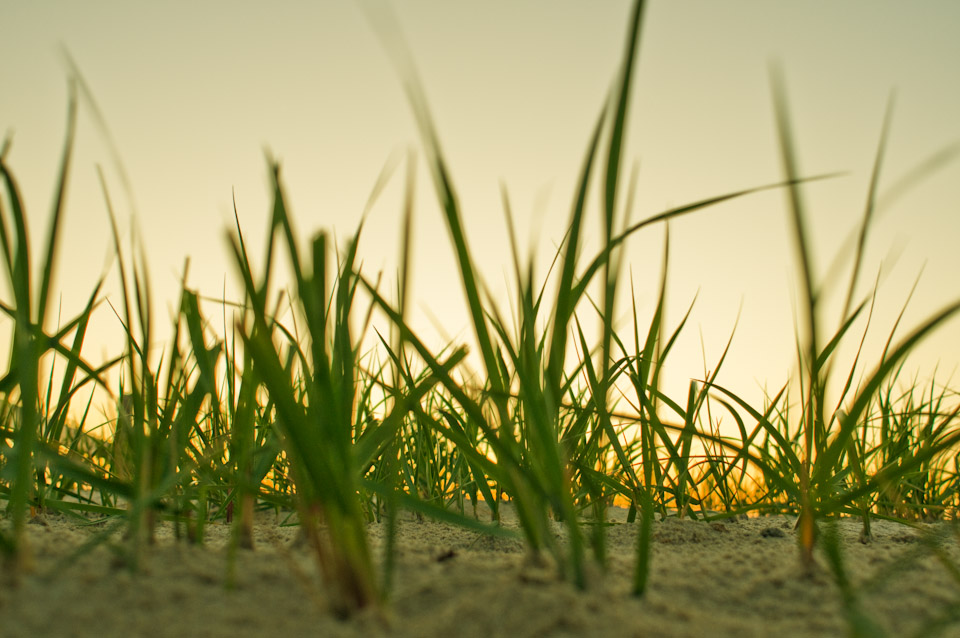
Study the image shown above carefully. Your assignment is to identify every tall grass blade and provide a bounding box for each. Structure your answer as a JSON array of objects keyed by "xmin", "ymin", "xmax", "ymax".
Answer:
[{"xmin": 769, "ymin": 63, "xmax": 821, "ymax": 568}]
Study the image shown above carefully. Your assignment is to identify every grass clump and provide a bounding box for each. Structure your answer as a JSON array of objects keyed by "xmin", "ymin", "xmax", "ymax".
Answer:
[
  {"xmin": 227, "ymin": 166, "xmax": 381, "ymax": 614},
  {"xmin": 0, "ymin": 85, "xmax": 115, "ymax": 573}
]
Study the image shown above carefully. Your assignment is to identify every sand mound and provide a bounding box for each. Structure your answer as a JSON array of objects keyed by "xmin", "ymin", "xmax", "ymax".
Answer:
[{"xmin": 3, "ymin": 508, "xmax": 959, "ymax": 637}]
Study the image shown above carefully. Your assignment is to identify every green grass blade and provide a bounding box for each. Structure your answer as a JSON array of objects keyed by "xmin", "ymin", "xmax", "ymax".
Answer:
[
  {"xmin": 571, "ymin": 174, "xmax": 842, "ymax": 305},
  {"xmin": 36, "ymin": 81, "xmax": 77, "ymax": 332},
  {"xmin": 839, "ymin": 94, "xmax": 894, "ymax": 325}
]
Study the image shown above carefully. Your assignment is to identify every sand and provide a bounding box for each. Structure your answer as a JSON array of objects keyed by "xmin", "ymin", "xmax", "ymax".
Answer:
[{"xmin": 2, "ymin": 507, "xmax": 959, "ymax": 638}]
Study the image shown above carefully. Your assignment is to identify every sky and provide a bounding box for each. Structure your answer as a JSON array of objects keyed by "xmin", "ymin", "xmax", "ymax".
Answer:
[{"xmin": 2, "ymin": 1, "xmax": 960, "ymax": 420}]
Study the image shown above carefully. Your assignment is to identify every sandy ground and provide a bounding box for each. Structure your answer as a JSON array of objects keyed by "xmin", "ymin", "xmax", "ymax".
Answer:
[{"xmin": 2, "ymin": 506, "xmax": 960, "ymax": 638}]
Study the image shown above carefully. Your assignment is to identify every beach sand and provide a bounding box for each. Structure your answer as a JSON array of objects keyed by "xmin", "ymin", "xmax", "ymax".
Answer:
[{"xmin": 2, "ymin": 507, "xmax": 959, "ymax": 637}]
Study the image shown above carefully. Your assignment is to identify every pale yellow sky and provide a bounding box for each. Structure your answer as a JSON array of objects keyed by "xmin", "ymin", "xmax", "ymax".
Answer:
[{"xmin": 2, "ymin": 1, "xmax": 959, "ymax": 414}]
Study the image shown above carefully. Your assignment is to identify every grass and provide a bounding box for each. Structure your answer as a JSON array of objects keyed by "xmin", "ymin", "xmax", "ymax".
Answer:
[{"xmin": 2, "ymin": 0, "xmax": 960, "ymax": 633}]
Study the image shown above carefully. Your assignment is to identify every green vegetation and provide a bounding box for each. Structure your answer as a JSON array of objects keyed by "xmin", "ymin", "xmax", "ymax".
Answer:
[{"xmin": 2, "ymin": 0, "xmax": 959, "ymax": 634}]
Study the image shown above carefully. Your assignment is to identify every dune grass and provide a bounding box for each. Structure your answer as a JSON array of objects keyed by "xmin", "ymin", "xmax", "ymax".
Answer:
[{"xmin": 2, "ymin": 0, "xmax": 960, "ymax": 632}]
